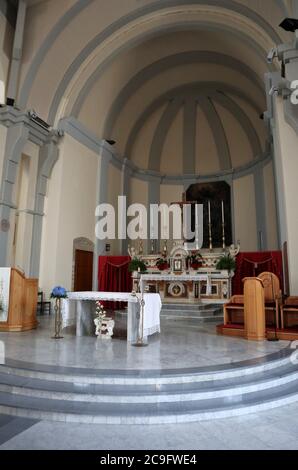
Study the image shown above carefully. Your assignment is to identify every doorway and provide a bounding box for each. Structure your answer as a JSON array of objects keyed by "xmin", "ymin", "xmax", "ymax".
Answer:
[{"xmin": 74, "ymin": 249, "xmax": 94, "ymax": 291}]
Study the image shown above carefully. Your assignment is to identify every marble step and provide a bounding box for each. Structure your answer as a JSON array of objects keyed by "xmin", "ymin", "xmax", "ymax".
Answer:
[
  {"xmin": 161, "ymin": 315, "xmax": 223, "ymax": 323},
  {"xmin": 0, "ymin": 379, "xmax": 298, "ymax": 424},
  {"xmin": 161, "ymin": 303, "xmax": 222, "ymax": 311},
  {"xmin": 0, "ymin": 349, "xmax": 293, "ymax": 386},
  {"xmin": 0, "ymin": 362, "xmax": 297, "ymax": 404},
  {"xmin": 160, "ymin": 310, "xmax": 222, "ymax": 317}
]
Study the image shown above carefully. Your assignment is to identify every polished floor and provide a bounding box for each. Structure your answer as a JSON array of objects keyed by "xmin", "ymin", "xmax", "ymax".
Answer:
[
  {"xmin": 0, "ymin": 317, "xmax": 297, "ymax": 449},
  {"xmin": 0, "ymin": 316, "xmax": 289, "ymax": 371},
  {"xmin": 0, "ymin": 402, "xmax": 298, "ymax": 450}
]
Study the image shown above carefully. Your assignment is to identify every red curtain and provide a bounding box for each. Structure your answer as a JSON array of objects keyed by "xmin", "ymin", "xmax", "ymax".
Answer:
[
  {"xmin": 232, "ymin": 251, "xmax": 283, "ymax": 295},
  {"xmin": 98, "ymin": 256, "xmax": 132, "ymax": 309}
]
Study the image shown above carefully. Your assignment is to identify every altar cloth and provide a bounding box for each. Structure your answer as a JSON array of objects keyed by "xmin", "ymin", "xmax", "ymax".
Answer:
[
  {"xmin": 142, "ymin": 293, "xmax": 162, "ymax": 337},
  {"xmin": 61, "ymin": 291, "xmax": 162, "ymax": 341}
]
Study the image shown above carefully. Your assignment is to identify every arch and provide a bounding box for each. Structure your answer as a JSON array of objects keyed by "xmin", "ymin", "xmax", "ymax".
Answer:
[
  {"xmin": 18, "ymin": 0, "xmax": 94, "ymax": 109},
  {"xmin": 43, "ymin": 1, "xmax": 280, "ymax": 124},
  {"xmin": 198, "ymin": 96, "xmax": 232, "ymax": 171},
  {"xmin": 124, "ymin": 82, "xmax": 264, "ymax": 170},
  {"xmin": 148, "ymin": 98, "xmax": 183, "ymax": 171},
  {"xmin": 103, "ymin": 51, "xmax": 264, "ymax": 139},
  {"xmin": 67, "ymin": 20, "xmax": 272, "ymax": 126},
  {"xmin": 212, "ymin": 91, "xmax": 263, "ymax": 158}
]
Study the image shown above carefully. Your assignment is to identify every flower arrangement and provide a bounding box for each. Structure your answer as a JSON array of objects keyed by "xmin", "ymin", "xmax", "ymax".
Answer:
[
  {"xmin": 94, "ymin": 301, "xmax": 114, "ymax": 339},
  {"xmin": 187, "ymin": 252, "xmax": 203, "ymax": 270},
  {"xmin": 216, "ymin": 254, "xmax": 236, "ymax": 272},
  {"xmin": 128, "ymin": 258, "xmax": 147, "ymax": 273},
  {"xmin": 50, "ymin": 286, "xmax": 68, "ymax": 299},
  {"xmin": 156, "ymin": 257, "xmax": 169, "ymax": 271}
]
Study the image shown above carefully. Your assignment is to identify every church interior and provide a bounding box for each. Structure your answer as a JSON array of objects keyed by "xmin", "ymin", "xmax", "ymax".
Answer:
[{"xmin": 0, "ymin": 0, "xmax": 298, "ymax": 452}]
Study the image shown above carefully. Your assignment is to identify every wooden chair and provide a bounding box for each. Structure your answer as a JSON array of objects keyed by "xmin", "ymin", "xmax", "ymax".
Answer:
[
  {"xmin": 281, "ymin": 296, "xmax": 298, "ymax": 330},
  {"xmin": 258, "ymin": 272, "xmax": 282, "ymax": 329},
  {"xmin": 37, "ymin": 290, "xmax": 52, "ymax": 316},
  {"xmin": 224, "ymin": 295, "xmax": 244, "ymax": 325}
]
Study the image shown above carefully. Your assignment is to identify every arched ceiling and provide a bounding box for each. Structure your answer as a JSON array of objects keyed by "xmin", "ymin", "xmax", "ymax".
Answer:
[
  {"xmin": 13, "ymin": 0, "xmax": 296, "ymax": 175},
  {"xmin": 18, "ymin": 0, "xmax": 292, "ymax": 120}
]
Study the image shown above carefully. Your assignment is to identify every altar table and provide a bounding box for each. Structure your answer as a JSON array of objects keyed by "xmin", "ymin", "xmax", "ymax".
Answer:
[{"xmin": 61, "ymin": 292, "xmax": 162, "ymax": 342}]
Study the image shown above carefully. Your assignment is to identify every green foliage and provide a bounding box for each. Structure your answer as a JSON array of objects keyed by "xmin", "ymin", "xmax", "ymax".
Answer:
[
  {"xmin": 216, "ymin": 254, "xmax": 236, "ymax": 272},
  {"xmin": 128, "ymin": 258, "xmax": 147, "ymax": 273}
]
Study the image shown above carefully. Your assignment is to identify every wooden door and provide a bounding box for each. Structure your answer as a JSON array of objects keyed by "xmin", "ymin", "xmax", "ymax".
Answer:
[{"xmin": 74, "ymin": 250, "xmax": 94, "ymax": 292}]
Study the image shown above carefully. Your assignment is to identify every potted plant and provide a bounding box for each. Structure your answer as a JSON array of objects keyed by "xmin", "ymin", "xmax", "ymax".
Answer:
[
  {"xmin": 128, "ymin": 258, "xmax": 147, "ymax": 275},
  {"xmin": 216, "ymin": 254, "xmax": 236, "ymax": 273},
  {"xmin": 156, "ymin": 257, "xmax": 169, "ymax": 271},
  {"xmin": 187, "ymin": 252, "xmax": 203, "ymax": 270}
]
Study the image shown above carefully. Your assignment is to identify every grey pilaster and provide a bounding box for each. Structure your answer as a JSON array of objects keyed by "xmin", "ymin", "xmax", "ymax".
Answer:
[
  {"xmin": 92, "ymin": 147, "xmax": 111, "ymax": 290},
  {"xmin": 120, "ymin": 158, "xmax": 132, "ymax": 255},
  {"xmin": 253, "ymin": 165, "xmax": 268, "ymax": 251},
  {"xmin": 0, "ymin": 122, "xmax": 29, "ymax": 266},
  {"xmin": 29, "ymin": 139, "xmax": 59, "ymax": 278},
  {"xmin": 6, "ymin": 0, "xmax": 27, "ymax": 104},
  {"xmin": 147, "ymin": 178, "xmax": 161, "ymax": 254}
]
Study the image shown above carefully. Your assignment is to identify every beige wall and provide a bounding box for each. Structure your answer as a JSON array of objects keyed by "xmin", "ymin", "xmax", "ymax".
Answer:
[
  {"xmin": 274, "ymin": 97, "xmax": 298, "ymax": 294},
  {"xmin": 263, "ymin": 162, "xmax": 278, "ymax": 250},
  {"xmin": 233, "ymin": 174, "xmax": 258, "ymax": 252},
  {"xmin": 8, "ymin": 141, "xmax": 39, "ymax": 275},
  {"xmin": 39, "ymin": 134, "xmax": 98, "ymax": 296}
]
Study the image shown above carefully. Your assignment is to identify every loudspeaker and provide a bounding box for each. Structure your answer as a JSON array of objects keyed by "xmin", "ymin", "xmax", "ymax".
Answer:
[{"xmin": 279, "ymin": 18, "xmax": 298, "ymax": 32}]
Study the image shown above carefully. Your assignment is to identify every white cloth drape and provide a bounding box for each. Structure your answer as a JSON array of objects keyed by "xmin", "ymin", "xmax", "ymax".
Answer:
[{"xmin": 142, "ymin": 293, "xmax": 162, "ymax": 337}]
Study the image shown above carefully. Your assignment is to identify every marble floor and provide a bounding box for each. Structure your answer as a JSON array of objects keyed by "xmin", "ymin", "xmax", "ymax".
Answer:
[
  {"xmin": 0, "ymin": 316, "xmax": 289, "ymax": 370},
  {"xmin": 0, "ymin": 402, "xmax": 298, "ymax": 450},
  {"xmin": 0, "ymin": 316, "xmax": 296, "ymax": 450}
]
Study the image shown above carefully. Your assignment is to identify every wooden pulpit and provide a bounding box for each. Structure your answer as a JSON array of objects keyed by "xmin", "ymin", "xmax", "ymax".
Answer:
[
  {"xmin": 0, "ymin": 268, "xmax": 38, "ymax": 332},
  {"xmin": 243, "ymin": 277, "xmax": 266, "ymax": 341}
]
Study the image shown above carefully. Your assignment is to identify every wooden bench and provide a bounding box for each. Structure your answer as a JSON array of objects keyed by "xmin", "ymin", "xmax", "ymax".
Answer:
[{"xmin": 281, "ymin": 296, "xmax": 298, "ymax": 329}]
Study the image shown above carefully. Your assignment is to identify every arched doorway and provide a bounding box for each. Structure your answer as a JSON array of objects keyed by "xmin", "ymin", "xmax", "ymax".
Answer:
[{"xmin": 72, "ymin": 237, "xmax": 94, "ymax": 292}]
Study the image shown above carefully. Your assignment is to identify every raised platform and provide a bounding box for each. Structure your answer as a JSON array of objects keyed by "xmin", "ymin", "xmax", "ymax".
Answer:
[
  {"xmin": 0, "ymin": 348, "xmax": 297, "ymax": 424},
  {"xmin": 217, "ymin": 324, "xmax": 298, "ymax": 341},
  {"xmin": 161, "ymin": 303, "xmax": 223, "ymax": 322},
  {"xmin": 0, "ymin": 317, "xmax": 296, "ymax": 424}
]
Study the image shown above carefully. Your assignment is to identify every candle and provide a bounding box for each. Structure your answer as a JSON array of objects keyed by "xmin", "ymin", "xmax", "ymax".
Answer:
[
  {"xmin": 208, "ymin": 201, "xmax": 211, "ymax": 224},
  {"xmin": 221, "ymin": 201, "xmax": 225, "ymax": 225}
]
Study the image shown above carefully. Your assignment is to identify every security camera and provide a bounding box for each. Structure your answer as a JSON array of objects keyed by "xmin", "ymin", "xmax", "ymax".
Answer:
[{"xmin": 267, "ymin": 48, "xmax": 277, "ymax": 64}]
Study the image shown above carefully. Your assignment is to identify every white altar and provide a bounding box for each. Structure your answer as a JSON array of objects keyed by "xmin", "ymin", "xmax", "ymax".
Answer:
[
  {"xmin": 137, "ymin": 271, "xmax": 232, "ymax": 304},
  {"xmin": 61, "ymin": 291, "xmax": 162, "ymax": 342}
]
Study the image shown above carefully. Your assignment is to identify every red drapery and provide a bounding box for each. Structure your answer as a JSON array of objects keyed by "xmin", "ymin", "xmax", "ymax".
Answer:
[
  {"xmin": 98, "ymin": 256, "xmax": 132, "ymax": 309},
  {"xmin": 232, "ymin": 251, "xmax": 283, "ymax": 295}
]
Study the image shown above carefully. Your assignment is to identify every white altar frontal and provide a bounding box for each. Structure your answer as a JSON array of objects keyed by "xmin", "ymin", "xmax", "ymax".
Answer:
[{"xmin": 132, "ymin": 245, "xmax": 235, "ymax": 305}]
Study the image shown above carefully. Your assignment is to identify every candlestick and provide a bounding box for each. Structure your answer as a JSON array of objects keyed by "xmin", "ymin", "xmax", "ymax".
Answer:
[
  {"xmin": 221, "ymin": 201, "xmax": 225, "ymax": 225},
  {"xmin": 222, "ymin": 223, "xmax": 226, "ymax": 250},
  {"xmin": 208, "ymin": 201, "xmax": 211, "ymax": 224},
  {"xmin": 221, "ymin": 201, "xmax": 225, "ymax": 250}
]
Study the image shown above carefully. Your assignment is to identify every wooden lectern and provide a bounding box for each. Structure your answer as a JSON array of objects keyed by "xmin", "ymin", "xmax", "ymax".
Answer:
[
  {"xmin": 243, "ymin": 277, "xmax": 266, "ymax": 341},
  {"xmin": 0, "ymin": 268, "xmax": 38, "ymax": 332}
]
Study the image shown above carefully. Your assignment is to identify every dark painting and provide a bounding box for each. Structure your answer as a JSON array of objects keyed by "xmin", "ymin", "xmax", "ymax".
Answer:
[{"xmin": 186, "ymin": 181, "xmax": 232, "ymax": 249}]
